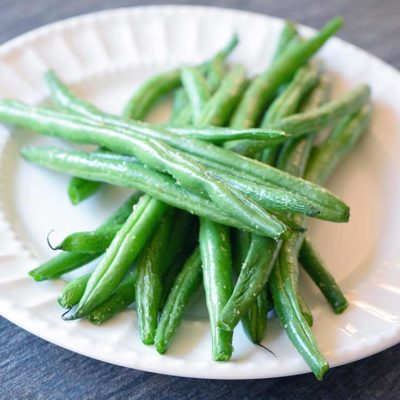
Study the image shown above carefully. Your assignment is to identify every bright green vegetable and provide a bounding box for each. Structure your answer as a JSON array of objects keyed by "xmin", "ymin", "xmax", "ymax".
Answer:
[
  {"xmin": 197, "ymin": 65, "xmax": 247, "ymax": 128},
  {"xmin": 199, "ymin": 219, "xmax": 233, "ymax": 361},
  {"xmin": 28, "ymin": 251, "xmax": 100, "ymax": 282},
  {"xmin": 54, "ymin": 193, "xmax": 142, "ymax": 252},
  {"xmin": 181, "ymin": 67, "xmax": 211, "ymax": 124},
  {"xmin": 41, "ymin": 74, "xmax": 352, "ymax": 221},
  {"xmin": 3, "ymin": 102, "xmax": 290, "ymax": 239},
  {"xmin": 230, "ymin": 17, "xmax": 343, "ymax": 128},
  {"xmin": 68, "ymin": 178, "xmax": 101, "ymax": 205},
  {"xmin": 58, "ymin": 273, "xmax": 91, "ymax": 309},
  {"xmin": 136, "ymin": 210, "xmax": 174, "ymax": 345},
  {"xmin": 123, "ymin": 70, "xmax": 181, "ymax": 120},
  {"xmin": 297, "ymin": 289, "xmax": 313, "ymax": 326},
  {"xmin": 67, "ymin": 195, "xmax": 168, "ymax": 319},
  {"xmin": 271, "ymin": 20, "xmax": 299, "ymax": 62},
  {"xmin": 87, "ymin": 270, "xmax": 137, "ymax": 324},
  {"xmin": 299, "ymin": 236, "xmax": 348, "ymax": 314},
  {"xmin": 154, "ymin": 248, "xmax": 202, "ymax": 354}
]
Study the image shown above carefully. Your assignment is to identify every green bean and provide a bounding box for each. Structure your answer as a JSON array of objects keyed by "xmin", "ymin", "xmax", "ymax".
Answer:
[
  {"xmin": 28, "ymin": 251, "xmax": 101, "ymax": 282},
  {"xmin": 206, "ymin": 54, "xmax": 226, "ymax": 92},
  {"xmin": 163, "ymin": 125, "xmax": 288, "ymax": 144},
  {"xmin": 219, "ymin": 232, "xmax": 280, "ymax": 332},
  {"xmin": 123, "ymin": 70, "xmax": 181, "ymax": 120},
  {"xmin": 304, "ymin": 104, "xmax": 372, "ymax": 185},
  {"xmin": 67, "ymin": 195, "xmax": 168, "ymax": 319},
  {"xmin": 181, "ymin": 67, "xmax": 211, "ymax": 124},
  {"xmin": 4, "ymin": 103, "xmax": 288, "ymax": 239},
  {"xmin": 54, "ymin": 192, "xmax": 142, "ymax": 252},
  {"xmin": 230, "ymin": 82, "xmax": 369, "ymax": 160},
  {"xmin": 58, "ymin": 273, "xmax": 91, "ymax": 309},
  {"xmin": 136, "ymin": 210, "xmax": 174, "ymax": 344},
  {"xmin": 197, "ymin": 65, "xmax": 247, "ymax": 128},
  {"xmin": 87, "ymin": 270, "xmax": 137, "ymax": 324},
  {"xmin": 230, "ymin": 17, "xmax": 343, "ymax": 128},
  {"xmin": 227, "ymin": 62, "xmax": 320, "ymax": 158},
  {"xmin": 272, "ymin": 21, "xmax": 299, "ymax": 62},
  {"xmin": 199, "ymin": 219, "xmax": 233, "ymax": 361},
  {"xmin": 219, "ymin": 72, "xmax": 326, "ymax": 335},
  {"xmin": 154, "ymin": 248, "xmax": 202, "ymax": 354},
  {"xmin": 297, "ymin": 289, "xmax": 314, "ymax": 326},
  {"xmin": 171, "ymin": 88, "xmax": 187, "ymax": 121},
  {"xmin": 68, "ymin": 178, "xmax": 101, "ymax": 205},
  {"xmin": 299, "ymin": 236, "xmax": 348, "ymax": 314},
  {"xmin": 241, "ymin": 288, "xmax": 270, "ymax": 344},
  {"xmin": 270, "ymin": 258, "xmax": 329, "ymax": 380},
  {"xmin": 42, "ymin": 73, "xmax": 352, "ymax": 220}
]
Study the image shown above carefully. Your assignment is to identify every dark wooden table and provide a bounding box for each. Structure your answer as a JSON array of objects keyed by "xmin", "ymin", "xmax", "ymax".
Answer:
[{"xmin": 0, "ymin": 1, "xmax": 399, "ymax": 399}]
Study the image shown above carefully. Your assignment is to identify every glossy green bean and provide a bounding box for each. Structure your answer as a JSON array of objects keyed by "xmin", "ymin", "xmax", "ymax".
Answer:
[
  {"xmin": 181, "ymin": 67, "xmax": 210, "ymax": 124},
  {"xmin": 272, "ymin": 20, "xmax": 299, "ymax": 62},
  {"xmin": 197, "ymin": 65, "xmax": 247, "ymax": 128},
  {"xmin": 123, "ymin": 69, "xmax": 181, "ymax": 120},
  {"xmin": 304, "ymin": 104, "xmax": 372, "ymax": 185},
  {"xmin": 199, "ymin": 219, "xmax": 233, "ymax": 361},
  {"xmin": 297, "ymin": 289, "xmax": 314, "ymax": 326},
  {"xmin": 154, "ymin": 248, "xmax": 202, "ymax": 354},
  {"xmin": 55, "ymin": 192, "xmax": 142, "ymax": 252},
  {"xmin": 68, "ymin": 195, "xmax": 168, "ymax": 319},
  {"xmin": 58, "ymin": 273, "xmax": 91, "ymax": 309},
  {"xmin": 136, "ymin": 210, "xmax": 174, "ymax": 344},
  {"xmin": 230, "ymin": 17, "xmax": 343, "ymax": 128},
  {"xmin": 22, "ymin": 147, "xmax": 290, "ymax": 236},
  {"xmin": 68, "ymin": 177, "xmax": 101, "ymax": 205},
  {"xmin": 4, "ymin": 103, "xmax": 288, "ymax": 239},
  {"xmin": 41, "ymin": 74, "xmax": 351, "ymax": 221},
  {"xmin": 87, "ymin": 270, "xmax": 137, "ymax": 324},
  {"xmin": 270, "ymin": 259, "xmax": 329, "ymax": 380},
  {"xmin": 227, "ymin": 62, "xmax": 320, "ymax": 157},
  {"xmin": 299, "ymin": 237, "xmax": 348, "ymax": 314},
  {"xmin": 219, "ymin": 233, "xmax": 280, "ymax": 332},
  {"xmin": 241, "ymin": 288, "xmax": 270, "ymax": 344},
  {"xmin": 28, "ymin": 251, "xmax": 101, "ymax": 282}
]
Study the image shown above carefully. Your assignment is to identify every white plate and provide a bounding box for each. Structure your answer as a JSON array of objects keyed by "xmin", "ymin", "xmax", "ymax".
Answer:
[{"xmin": 0, "ymin": 5, "xmax": 399, "ymax": 380}]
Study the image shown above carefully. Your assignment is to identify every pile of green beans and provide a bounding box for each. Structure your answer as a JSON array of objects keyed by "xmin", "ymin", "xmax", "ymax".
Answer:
[{"xmin": 2, "ymin": 18, "xmax": 374, "ymax": 380}]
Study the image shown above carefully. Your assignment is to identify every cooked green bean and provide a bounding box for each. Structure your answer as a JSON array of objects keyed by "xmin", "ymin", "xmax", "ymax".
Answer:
[
  {"xmin": 197, "ymin": 65, "xmax": 247, "ymax": 128},
  {"xmin": 272, "ymin": 21, "xmax": 299, "ymax": 62},
  {"xmin": 54, "ymin": 192, "xmax": 142, "ymax": 252},
  {"xmin": 181, "ymin": 67, "xmax": 210, "ymax": 124},
  {"xmin": 299, "ymin": 236, "xmax": 348, "ymax": 314},
  {"xmin": 241, "ymin": 288, "xmax": 270, "ymax": 344},
  {"xmin": 297, "ymin": 289, "xmax": 314, "ymax": 326},
  {"xmin": 68, "ymin": 178, "xmax": 101, "ymax": 205},
  {"xmin": 87, "ymin": 270, "xmax": 137, "ymax": 324},
  {"xmin": 230, "ymin": 17, "xmax": 343, "ymax": 128},
  {"xmin": 29, "ymin": 251, "xmax": 101, "ymax": 282},
  {"xmin": 206, "ymin": 54, "xmax": 226, "ymax": 93},
  {"xmin": 199, "ymin": 219, "xmax": 233, "ymax": 361},
  {"xmin": 58, "ymin": 272, "xmax": 91, "ymax": 309},
  {"xmin": 154, "ymin": 248, "xmax": 202, "ymax": 354},
  {"xmin": 270, "ymin": 258, "xmax": 329, "ymax": 380},
  {"xmin": 219, "ymin": 233, "xmax": 280, "ymax": 332},
  {"xmin": 67, "ymin": 195, "xmax": 168, "ymax": 319},
  {"xmin": 4, "ymin": 102, "xmax": 290, "ymax": 239},
  {"xmin": 123, "ymin": 70, "xmax": 181, "ymax": 120},
  {"xmin": 42, "ymin": 73, "xmax": 352, "ymax": 220},
  {"xmin": 227, "ymin": 62, "xmax": 320, "ymax": 157},
  {"xmin": 304, "ymin": 104, "xmax": 372, "ymax": 185},
  {"xmin": 136, "ymin": 210, "xmax": 174, "ymax": 344},
  {"xmin": 229, "ymin": 84, "xmax": 369, "ymax": 159}
]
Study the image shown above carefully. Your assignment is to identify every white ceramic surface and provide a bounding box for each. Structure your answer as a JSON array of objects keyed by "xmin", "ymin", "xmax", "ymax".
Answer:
[{"xmin": 0, "ymin": 6, "xmax": 399, "ymax": 379}]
